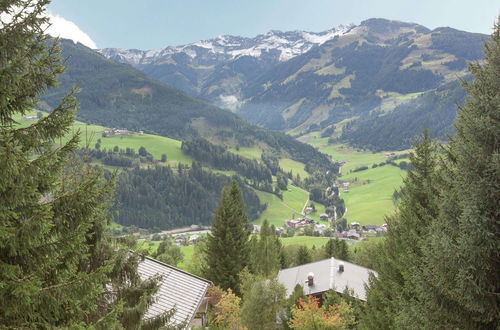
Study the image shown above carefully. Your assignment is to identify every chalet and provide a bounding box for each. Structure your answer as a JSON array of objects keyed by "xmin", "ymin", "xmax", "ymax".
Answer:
[
  {"xmin": 103, "ymin": 128, "xmax": 133, "ymax": 136},
  {"xmin": 362, "ymin": 225, "xmax": 378, "ymax": 231},
  {"xmin": 304, "ymin": 207, "xmax": 314, "ymax": 214},
  {"xmin": 277, "ymin": 257, "xmax": 377, "ymax": 302},
  {"xmin": 188, "ymin": 234, "xmax": 200, "ymax": 244},
  {"xmin": 314, "ymin": 223, "xmax": 328, "ymax": 235},
  {"xmin": 346, "ymin": 230, "xmax": 361, "ymax": 240},
  {"xmin": 252, "ymin": 224, "xmax": 261, "ymax": 234},
  {"xmin": 350, "ymin": 222, "xmax": 360, "ymax": 230},
  {"xmin": 137, "ymin": 256, "xmax": 212, "ymax": 327},
  {"xmin": 284, "ymin": 217, "xmax": 314, "ymax": 229},
  {"xmin": 319, "ymin": 213, "xmax": 329, "ymax": 221}
]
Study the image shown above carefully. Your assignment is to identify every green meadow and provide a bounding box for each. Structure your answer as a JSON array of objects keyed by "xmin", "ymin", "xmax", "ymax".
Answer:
[
  {"xmin": 230, "ymin": 146, "xmax": 262, "ymax": 160},
  {"xmin": 254, "ymin": 185, "xmax": 309, "ymax": 227},
  {"xmin": 340, "ymin": 165, "xmax": 405, "ymax": 225},
  {"xmin": 279, "ymin": 236, "xmax": 330, "ymax": 248},
  {"xmin": 279, "ymin": 158, "xmax": 310, "ymax": 178},
  {"xmin": 71, "ymin": 121, "xmax": 192, "ymax": 165},
  {"xmin": 320, "ymin": 143, "xmax": 392, "ymax": 173},
  {"xmin": 302, "ymin": 143, "xmax": 408, "ymax": 226},
  {"xmin": 177, "ymin": 245, "xmax": 195, "ymax": 270},
  {"xmin": 15, "ymin": 113, "xmax": 192, "ymax": 165}
]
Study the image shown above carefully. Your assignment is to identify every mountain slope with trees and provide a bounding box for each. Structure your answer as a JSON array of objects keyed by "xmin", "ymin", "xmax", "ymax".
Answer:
[
  {"xmin": 0, "ymin": 1, "xmax": 173, "ymax": 327},
  {"xmin": 40, "ymin": 39, "xmax": 337, "ymax": 174},
  {"xmin": 339, "ymin": 79, "xmax": 468, "ymax": 150},
  {"xmin": 361, "ymin": 21, "xmax": 499, "ymax": 329},
  {"xmin": 98, "ymin": 19, "xmax": 487, "ymax": 146}
]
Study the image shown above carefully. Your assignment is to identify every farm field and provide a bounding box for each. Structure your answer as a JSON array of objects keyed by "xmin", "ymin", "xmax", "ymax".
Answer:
[
  {"xmin": 177, "ymin": 245, "xmax": 195, "ymax": 270},
  {"xmin": 320, "ymin": 143, "xmax": 393, "ymax": 173},
  {"xmin": 279, "ymin": 158, "xmax": 309, "ymax": 178},
  {"xmin": 279, "ymin": 236, "xmax": 330, "ymax": 248},
  {"xmin": 302, "ymin": 142, "xmax": 409, "ymax": 226},
  {"xmin": 311, "ymin": 143, "xmax": 408, "ymax": 225},
  {"xmin": 71, "ymin": 121, "xmax": 192, "ymax": 165},
  {"xmin": 15, "ymin": 113, "xmax": 193, "ymax": 165},
  {"xmin": 340, "ymin": 165, "xmax": 405, "ymax": 225},
  {"xmin": 253, "ymin": 185, "xmax": 309, "ymax": 227}
]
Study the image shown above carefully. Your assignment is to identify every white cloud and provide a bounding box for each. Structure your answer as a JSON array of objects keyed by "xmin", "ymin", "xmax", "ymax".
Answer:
[{"xmin": 45, "ymin": 13, "xmax": 97, "ymax": 49}]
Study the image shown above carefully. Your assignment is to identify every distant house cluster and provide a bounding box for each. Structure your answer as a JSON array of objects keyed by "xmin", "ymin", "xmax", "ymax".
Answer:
[
  {"xmin": 102, "ymin": 128, "xmax": 143, "ymax": 137},
  {"xmin": 284, "ymin": 217, "xmax": 329, "ymax": 235},
  {"xmin": 304, "ymin": 206, "xmax": 314, "ymax": 214},
  {"xmin": 284, "ymin": 217, "xmax": 315, "ymax": 229},
  {"xmin": 172, "ymin": 233, "xmax": 201, "ymax": 246},
  {"xmin": 332, "ymin": 222, "xmax": 387, "ymax": 240}
]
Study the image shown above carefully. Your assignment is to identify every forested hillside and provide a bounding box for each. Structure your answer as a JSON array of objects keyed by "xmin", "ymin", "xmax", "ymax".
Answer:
[
  {"xmin": 113, "ymin": 163, "xmax": 265, "ymax": 230},
  {"xmin": 99, "ymin": 19, "xmax": 487, "ymax": 146},
  {"xmin": 339, "ymin": 79, "xmax": 467, "ymax": 150},
  {"xmin": 239, "ymin": 20, "xmax": 485, "ymax": 133},
  {"xmin": 40, "ymin": 39, "xmax": 337, "ymax": 174}
]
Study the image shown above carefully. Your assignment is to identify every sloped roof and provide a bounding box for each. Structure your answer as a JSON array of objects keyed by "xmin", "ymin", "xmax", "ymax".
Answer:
[
  {"xmin": 277, "ymin": 257, "xmax": 377, "ymax": 301},
  {"xmin": 137, "ymin": 256, "xmax": 211, "ymax": 326}
]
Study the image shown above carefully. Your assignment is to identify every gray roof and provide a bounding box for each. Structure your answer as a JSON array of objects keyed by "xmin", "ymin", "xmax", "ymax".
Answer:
[
  {"xmin": 137, "ymin": 256, "xmax": 211, "ymax": 326},
  {"xmin": 277, "ymin": 257, "xmax": 377, "ymax": 301}
]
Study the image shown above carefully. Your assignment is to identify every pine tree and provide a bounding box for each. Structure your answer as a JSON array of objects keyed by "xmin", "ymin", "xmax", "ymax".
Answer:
[
  {"xmin": 323, "ymin": 238, "xmax": 350, "ymax": 260},
  {"xmin": 240, "ymin": 279, "xmax": 286, "ymax": 330},
  {"xmin": 360, "ymin": 131, "xmax": 440, "ymax": 329},
  {"xmin": 0, "ymin": 1, "xmax": 172, "ymax": 327},
  {"xmin": 205, "ymin": 181, "xmax": 250, "ymax": 294},
  {"xmin": 296, "ymin": 246, "xmax": 312, "ymax": 265},
  {"xmin": 413, "ymin": 20, "xmax": 500, "ymax": 329},
  {"xmin": 253, "ymin": 219, "xmax": 281, "ymax": 277}
]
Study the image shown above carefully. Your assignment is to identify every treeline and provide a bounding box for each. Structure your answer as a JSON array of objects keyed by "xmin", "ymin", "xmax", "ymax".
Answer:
[
  {"xmin": 340, "ymin": 79, "xmax": 466, "ymax": 151},
  {"xmin": 181, "ymin": 138, "xmax": 273, "ymax": 191},
  {"xmin": 113, "ymin": 162, "xmax": 266, "ymax": 230},
  {"xmin": 361, "ymin": 24, "xmax": 499, "ymax": 328},
  {"xmin": 77, "ymin": 144, "xmax": 160, "ymax": 168},
  {"xmin": 41, "ymin": 40, "xmax": 338, "ymax": 181}
]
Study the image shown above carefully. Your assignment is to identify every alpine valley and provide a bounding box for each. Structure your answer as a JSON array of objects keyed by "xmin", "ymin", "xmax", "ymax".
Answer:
[
  {"xmin": 36, "ymin": 18, "xmax": 486, "ymax": 231},
  {"xmin": 99, "ymin": 18, "xmax": 486, "ymax": 150}
]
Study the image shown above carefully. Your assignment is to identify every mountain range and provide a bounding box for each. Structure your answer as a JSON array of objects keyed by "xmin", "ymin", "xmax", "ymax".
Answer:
[
  {"xmin": 40, "ymin": 39, "xmax": 335, "ymax": 173},
  {"xmin": 98, "ymin": 18, "xmax": 487, "ymax": 149}
]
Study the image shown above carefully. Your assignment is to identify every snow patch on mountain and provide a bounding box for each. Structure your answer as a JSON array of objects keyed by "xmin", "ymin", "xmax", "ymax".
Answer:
[{"xmin": 98, "ymin": 23, "xmax": 355, "ymax": 65}]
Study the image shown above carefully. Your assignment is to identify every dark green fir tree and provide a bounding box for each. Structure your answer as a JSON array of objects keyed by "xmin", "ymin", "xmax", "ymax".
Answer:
[
  {"xmin": 360, "ymin": 131, "xmax": 440, "ymax": 329},
  {"xmin": 252, "ymin": 219, "xmax": 281, "ymax": 277},
  {"xmin": 0, "ymin": 1, "xmax": 173, "ymax": 328},
  {"xmin": 413, "ymin": 19, "xmax": 500, "ymax": 329},
  {"xmin": 205, "ymin": 181, "xmax": 250, "ymax": 294},
  {"xmin": 296, "ymin": 246, "xmax": 312, "ymax": 266}
]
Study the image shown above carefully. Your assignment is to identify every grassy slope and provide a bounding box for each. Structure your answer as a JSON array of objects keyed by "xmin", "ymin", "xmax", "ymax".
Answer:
[
  {"xmin": 280, "ymin": 158, "xmax": 310, "ymax": 178},
  {"xmin": 71, "ymin": 121, "xmax": 192, "ymax": 165},
  {"xmin": 229, "ymin": 146, "xmax": 262, "ymax": 160},
  {"xmin": 16, "ymin": 112, "xmax": 192, "ymax": 165},
  {"xmin": 341, "ymin": 166, "xmax": 404, "ymax": 225},
  {"xmin": 319, "ymin": 143, "xmax": 391, "ymax": 172},
  {"xmin": 280, "ymin": 236, "xmax": 330, "ymax": 248},
  {"xmin": 313, "ymin": 143, "xmax": 407, "ymax": 226},
  {"xmin": 253, "ymin": 185, "xmax": 309, "ymax": 227}
]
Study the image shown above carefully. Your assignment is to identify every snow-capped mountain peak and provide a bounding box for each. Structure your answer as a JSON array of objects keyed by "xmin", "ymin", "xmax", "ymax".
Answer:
[{"xmin": 98, "ymin": 24, "xmax": 354, "ymax": 65}]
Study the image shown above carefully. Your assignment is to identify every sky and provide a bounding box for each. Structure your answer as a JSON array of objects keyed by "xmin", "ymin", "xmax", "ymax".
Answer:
[{"xmin": 46, "ymin": 0, "xmax": 499, "ymax": 50}]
